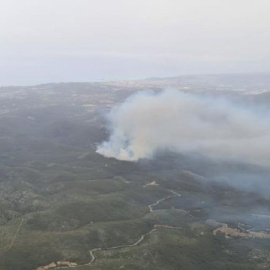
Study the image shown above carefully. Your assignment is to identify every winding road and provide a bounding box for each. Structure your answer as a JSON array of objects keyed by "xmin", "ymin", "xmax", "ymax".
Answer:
[
  {"xmin": 34, "ymin": 189, "xmax": 182, "ymax": 270},
  {"xmin": 87, "ymin": 189, "xmax": 182, "ymax": 267},
  {"xmin": 149, "ymin": 190, "xmax": 181, "ymax": 212},
  {"xmin": 9, "ymin": 218, "xmax": 24, "ymax": 249}
]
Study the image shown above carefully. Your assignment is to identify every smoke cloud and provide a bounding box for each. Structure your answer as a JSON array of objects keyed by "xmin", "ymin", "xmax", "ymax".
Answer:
[{"xmin": 97, "ymin": 89, "xmax": 270, "ymax": 167}]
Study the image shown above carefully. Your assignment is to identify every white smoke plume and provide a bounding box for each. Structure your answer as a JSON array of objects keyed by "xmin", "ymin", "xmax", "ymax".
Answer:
[{"xmin": 96, "ymin": 89, "xmax": 270, "ymax": 167}]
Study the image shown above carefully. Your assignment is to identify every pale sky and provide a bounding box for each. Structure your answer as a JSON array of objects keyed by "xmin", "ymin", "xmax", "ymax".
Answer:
[{"xmin": 0, "ymin": 0, "xmax": 270, "ymax": 85}]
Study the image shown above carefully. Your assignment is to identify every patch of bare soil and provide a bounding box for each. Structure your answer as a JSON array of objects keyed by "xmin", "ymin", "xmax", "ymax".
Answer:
[{"xmin": 213, "ymin": 225, "xmax": 270, "ymax": 239}]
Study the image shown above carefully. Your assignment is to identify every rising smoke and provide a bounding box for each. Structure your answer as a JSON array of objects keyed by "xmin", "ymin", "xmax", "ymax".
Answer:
[{"xmin": 96, "ymin": 89, "xmax": 270, "ymax": 167}]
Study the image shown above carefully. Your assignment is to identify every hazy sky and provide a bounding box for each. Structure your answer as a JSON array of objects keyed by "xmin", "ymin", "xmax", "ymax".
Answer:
[{"xmin": 1, "ymin": 0, "xmax": 270, "ymax": 85}]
